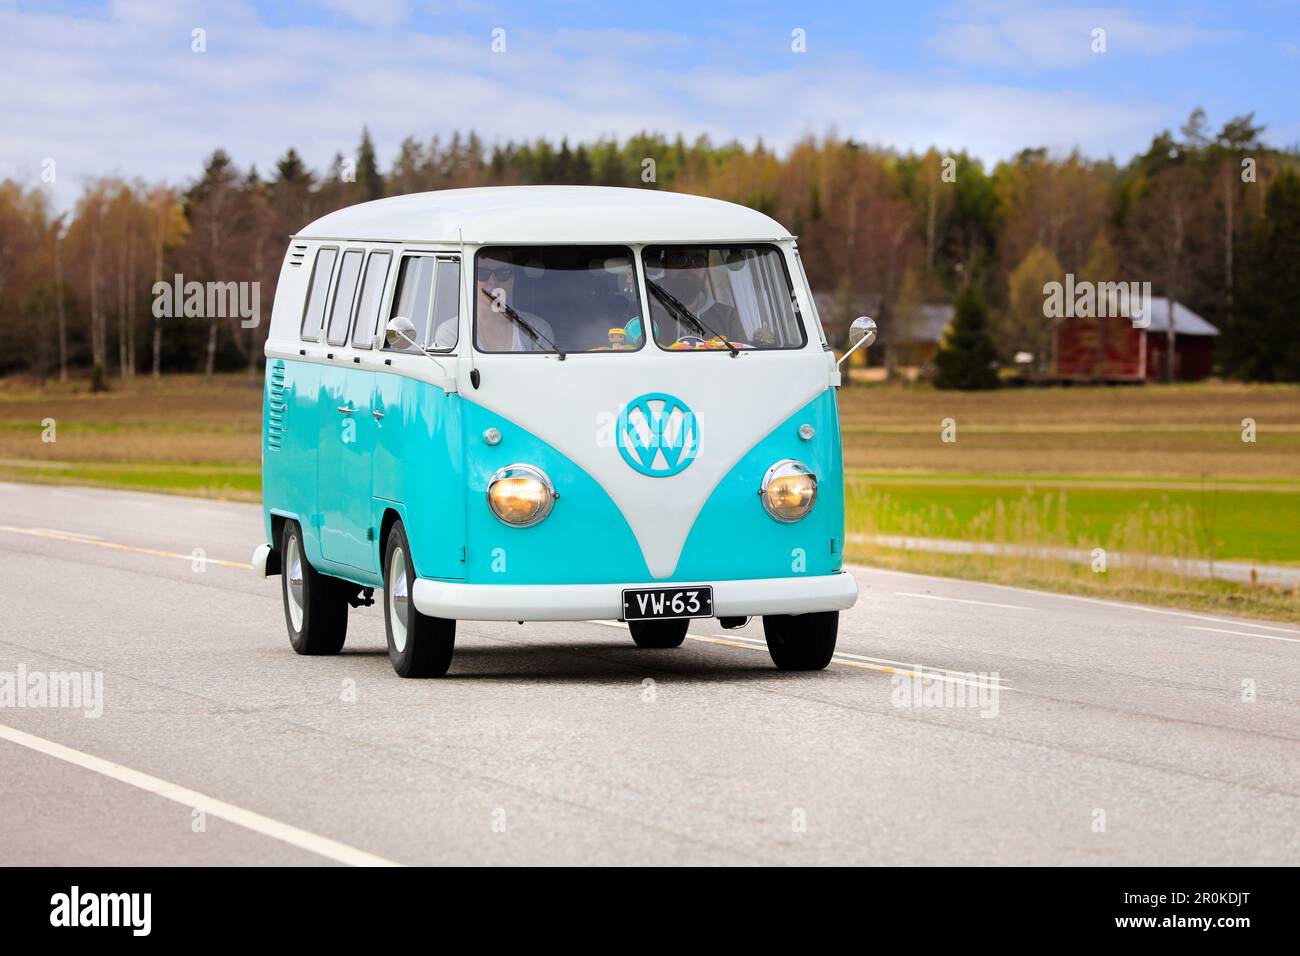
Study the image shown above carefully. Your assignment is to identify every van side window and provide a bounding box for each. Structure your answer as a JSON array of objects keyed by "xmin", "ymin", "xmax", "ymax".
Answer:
[
  {"xmin": 388, "ymin": 255, "xmax": 436, "ymax": 351},
  {"xmin": 429, "ymin": 259, "xmax": 460, "ymax": 351},
  {"xmin": 300, "ymin": 246, "xmax": 338, "ymax": 341},
  {"xmin": 325, "ymin": 249, "xmax": 364, "ymax": 346},
  {"xmin": 351, "ymin": 250, "xmax": 392, "ymax": 349}
]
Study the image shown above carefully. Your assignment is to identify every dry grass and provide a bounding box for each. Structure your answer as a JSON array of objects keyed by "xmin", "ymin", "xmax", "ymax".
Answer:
[
  {"xmin": 838, "ymin": 380, "xmax": 1300, "ymax": 477},
  {"xmin": 0, "ymin": 374, "xmax": 263, "ymax": 465}
]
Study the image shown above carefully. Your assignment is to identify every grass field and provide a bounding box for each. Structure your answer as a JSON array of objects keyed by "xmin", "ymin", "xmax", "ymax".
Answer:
[
  {"xmin": 1, "ymin": 373, "xmax": 1297, "ymax": 621},
  {"xmin": 845, "ymin": 474, "xmax": 1299, "ymax": 564},
  {"xmin": 0, "ymin": 375, "xmax": 263, "ymax": 499}
]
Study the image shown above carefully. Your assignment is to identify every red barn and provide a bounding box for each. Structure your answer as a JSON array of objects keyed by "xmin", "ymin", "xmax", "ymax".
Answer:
[{"xmin": 1052, "ymin": 297, "xmax": 1218, "ymax": 382}]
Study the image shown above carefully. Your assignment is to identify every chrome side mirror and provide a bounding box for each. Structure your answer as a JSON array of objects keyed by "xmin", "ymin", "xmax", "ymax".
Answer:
[
  {"xmin": 849, "ymin": 315, "xmax": 877, "ymax": 348},
  {"xmin": 837, "ymin": 316, "xmax": 877, "ymax": 367},
  {"xmin": 384, "ymin": 315, "xmax": 419, "ymax": 350}
]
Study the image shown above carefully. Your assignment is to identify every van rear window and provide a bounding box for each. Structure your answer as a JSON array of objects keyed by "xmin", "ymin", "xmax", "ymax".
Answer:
[
  {"xmin": 325, "ymin": 250, "xmax": 363, "ymax": 346},
  {"xmin": 351, "ymin": 251, "xmax": 392, "ymax": 349},
  {"xmin": 300, "ymin": 247, "xmax": 338, "ymax": 342}
]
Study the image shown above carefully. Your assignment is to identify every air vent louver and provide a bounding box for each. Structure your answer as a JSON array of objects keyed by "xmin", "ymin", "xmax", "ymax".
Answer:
[{"xmin": 267, "ymin": 360, "xmax": 287, "ymax": 449}]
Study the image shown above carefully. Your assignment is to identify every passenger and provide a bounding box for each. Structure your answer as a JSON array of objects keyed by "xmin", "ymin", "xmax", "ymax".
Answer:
[{"xmin": 656, "ymin": 249, "xmax": 746, "ymax": 345}]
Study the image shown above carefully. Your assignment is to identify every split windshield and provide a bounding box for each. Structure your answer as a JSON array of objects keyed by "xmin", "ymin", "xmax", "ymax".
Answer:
[
  {"xmin": 640, "ymin": 244, "xmax": 806, "ymax": 351},
  {"xmin": 473, "ymin": 246, "xmax": 643, "ymax": 353},
  {"xmin": 473, "ymin": 243, "xmax": 807, "ymax": 354}
]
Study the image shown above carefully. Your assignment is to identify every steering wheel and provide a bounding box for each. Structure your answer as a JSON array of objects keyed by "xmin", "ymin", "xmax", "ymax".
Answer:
[{"xmin": 673, "ymin": 334, "xmax": 707, "ymax": 348}]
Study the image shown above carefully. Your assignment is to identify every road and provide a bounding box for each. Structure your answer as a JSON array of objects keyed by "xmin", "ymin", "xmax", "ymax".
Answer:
[{"xmin": 1, "ymin": 480, "xmax": 1297, "ymax": 866}]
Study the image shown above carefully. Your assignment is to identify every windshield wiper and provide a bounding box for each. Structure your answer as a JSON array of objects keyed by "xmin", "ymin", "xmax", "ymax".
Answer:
[
  {"xmin": 645, "ymin": 280, "xmax": 739, "ymax": 357},
  {"xmin": 478, "ymin": 287, "xmax": 565, "ymax": 359}
]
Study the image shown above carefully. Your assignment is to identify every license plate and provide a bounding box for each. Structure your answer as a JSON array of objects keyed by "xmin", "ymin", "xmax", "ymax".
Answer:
[{"xmin": 621, "ymin": 585, "xmax": 714, "ymax": 622}]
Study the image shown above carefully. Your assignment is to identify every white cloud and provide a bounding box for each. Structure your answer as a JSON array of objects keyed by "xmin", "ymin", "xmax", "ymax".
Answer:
[
  {"xmin": 927, "ymin": 1, "xmax": 1226, "ymax": 70},
  {"xmin": 0, "ymin": 1, "xmax": 1188, "ymax": 212},
  {"xmin": 316, "ymin": 0, "xmax": 410, "ymax": 28}
]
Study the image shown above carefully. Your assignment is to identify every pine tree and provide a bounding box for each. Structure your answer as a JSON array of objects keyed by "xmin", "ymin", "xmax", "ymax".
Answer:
[
  {"xmin": 355, "ymin": 127, "xmax": 383, "ymax": 202},
  {"xmin": 933, "ymin": 286, "xmax": 1000, "ymax": 390},
  {"xmin": 1223, "ymin": 169, "xmax": 1300, "ymax": 381}
]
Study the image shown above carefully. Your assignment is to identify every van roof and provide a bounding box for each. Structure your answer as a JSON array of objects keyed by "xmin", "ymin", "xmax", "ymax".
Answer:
[{"xmin": 295, "ymin": 186, "xmax": 792, "ymax": 245}]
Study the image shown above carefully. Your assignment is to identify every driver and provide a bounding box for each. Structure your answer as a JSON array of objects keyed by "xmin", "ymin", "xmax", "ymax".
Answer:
[{"xmin": 658, "ymin": 249, "xmax": 746, "ymax": 345}]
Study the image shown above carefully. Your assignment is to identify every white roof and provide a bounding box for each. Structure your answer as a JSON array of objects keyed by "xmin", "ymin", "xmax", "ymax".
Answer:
[
  {"xmin": 295, "ymin": 186, "xmax": 792, "ymax": 245},
  {"xmin": 1144, "ymin": 297, "xmax": 1219, "ymax": 336}
]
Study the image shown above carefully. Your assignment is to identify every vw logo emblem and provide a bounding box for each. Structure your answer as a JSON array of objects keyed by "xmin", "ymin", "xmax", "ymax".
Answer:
[{"xmin": 617, "ymin": 393, "xmax": 699, "ymax": 477}]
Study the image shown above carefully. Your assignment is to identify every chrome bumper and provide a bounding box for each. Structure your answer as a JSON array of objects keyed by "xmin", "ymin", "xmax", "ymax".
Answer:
[{"xmin": 410, "ymin": 571, "xmax": 858, "ymax": 622}]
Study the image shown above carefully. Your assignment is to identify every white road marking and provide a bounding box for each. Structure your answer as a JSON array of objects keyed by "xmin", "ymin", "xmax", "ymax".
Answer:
[
  {"xmin": 1183, "ymin": 625, "xmax": 1300, "ymax": 645},
  {"xmin": 0, "ymin": 722, "xmax": 401, "ymax": 867},
  {"xmin": 894, "ymin": 591, "xmax": 1031, "ymax": 611},
  {"xmin": 820, "ymin": 647, "xmax": 1012, "ymax": 684}
]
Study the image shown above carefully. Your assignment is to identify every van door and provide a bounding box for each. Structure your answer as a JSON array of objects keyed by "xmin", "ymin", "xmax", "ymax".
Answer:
[
  {"xmin": 318, "ymin": 248, "xmax": 378, "ymax": 573},
  {"xmin": 373, "ymin": 253, "xmax": 467, "ymax": 580}
]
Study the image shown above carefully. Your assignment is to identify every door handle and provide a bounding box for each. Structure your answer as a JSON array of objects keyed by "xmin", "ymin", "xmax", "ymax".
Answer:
[
  {"xmin": 372, "ymin": 409, "xmax": 384, "ymax": 421},
  {"xmin": 337, "ymin": 405, "xmax": 353, "ymax": 415}
]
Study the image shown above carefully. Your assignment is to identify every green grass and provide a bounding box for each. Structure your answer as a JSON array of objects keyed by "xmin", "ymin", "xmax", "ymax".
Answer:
[
  {"xmin": 0, "ymin": 459, "xmax": 260, "ymax": 500},
  {"xmin": 846, "ymin": 472, "xmax": 1300, "ymax": 564}
]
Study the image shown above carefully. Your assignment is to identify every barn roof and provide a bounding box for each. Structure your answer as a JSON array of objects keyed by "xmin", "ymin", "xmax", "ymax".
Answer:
[{"xmin": 1145, "ymin": 298, "xmax": 1219, "ymax": 336}]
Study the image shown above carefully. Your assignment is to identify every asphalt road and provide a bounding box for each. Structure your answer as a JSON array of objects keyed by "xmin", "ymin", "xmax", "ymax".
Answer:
[{"xmin": 1, "ymin": 480, "xmax": 1297, "ymax": 866}]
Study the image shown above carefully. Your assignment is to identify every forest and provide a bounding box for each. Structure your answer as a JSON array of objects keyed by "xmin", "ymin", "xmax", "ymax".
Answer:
[{"xmin": 1, "ymin": 109, "xmax": 1297, "ymax": 383}]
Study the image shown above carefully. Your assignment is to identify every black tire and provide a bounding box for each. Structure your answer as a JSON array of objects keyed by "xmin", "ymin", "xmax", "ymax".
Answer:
[
  {"xmin": 280, "ymin": 520, "xmax": 348, "ymax": 655},
  {"xmin": 628, "ymin": 618, "xmax": 689, "ymax": 648},
  {"xmin": 762, "ymin": 611, "xmax": 838, "ymax": 670},
  {"xmin": 383, "ymin": 522, "xmax": 456, "ymax": 677}
]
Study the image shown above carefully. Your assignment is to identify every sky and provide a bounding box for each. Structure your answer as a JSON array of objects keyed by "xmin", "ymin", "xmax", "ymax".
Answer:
[{"xmin": 2, "ymin": 0, "xmax": 1297, "ymax": 210}]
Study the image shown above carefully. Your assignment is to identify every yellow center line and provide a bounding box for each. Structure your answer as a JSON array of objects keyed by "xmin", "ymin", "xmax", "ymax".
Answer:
[
  {"xmin": 0, "ymin": 524, "xmax": 252, "ymax": 570},
  {"xmin": 686, "ymin": 633, "xmax": 896, "ymax": 673},
  {"xmin": 589, "ymin": 621, "xmax": 1002, "ymax": 686}
]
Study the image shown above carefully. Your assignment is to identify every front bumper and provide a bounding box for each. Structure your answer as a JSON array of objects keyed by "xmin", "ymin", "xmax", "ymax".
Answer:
[{"xmin": 410, "ymin": 571, "xmax": 858, "ymax": 622}]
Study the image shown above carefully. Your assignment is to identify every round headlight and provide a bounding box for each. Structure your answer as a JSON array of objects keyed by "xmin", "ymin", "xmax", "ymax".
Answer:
[
  {"xmin": 760, "ymin": 459, "xmax": 817, "ymax": 522},
  {"xmin": 486, "ymin": 464, "xmax": 556, "ymax": 527}
]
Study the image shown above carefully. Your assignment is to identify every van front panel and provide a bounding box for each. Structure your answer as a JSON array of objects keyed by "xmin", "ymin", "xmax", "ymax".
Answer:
[{"xmin": 459, "ymin": 388, "xmax": 843, "ymax": 586}]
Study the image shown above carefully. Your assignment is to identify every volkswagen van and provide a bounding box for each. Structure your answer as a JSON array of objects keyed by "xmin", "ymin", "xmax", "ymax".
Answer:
[{"xmin": 253, "ymin": 187, "xmax": 874, "ymax": 677}]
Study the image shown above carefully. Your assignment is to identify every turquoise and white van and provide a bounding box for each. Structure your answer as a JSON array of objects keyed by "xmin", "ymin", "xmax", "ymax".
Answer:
[{"xmin": 253, "ymin": 187, "xmax": 874, "ymax": 676}]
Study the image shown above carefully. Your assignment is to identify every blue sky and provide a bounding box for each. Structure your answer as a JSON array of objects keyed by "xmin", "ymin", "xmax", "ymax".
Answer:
[{"xmin": 2, "ymin": 0, "xmax": 1297, "ymax": 209}]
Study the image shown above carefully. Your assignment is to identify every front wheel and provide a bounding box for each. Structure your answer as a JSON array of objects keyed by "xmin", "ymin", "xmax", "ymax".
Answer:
[
  {"xmin": 628, "ymin": 618, "xmax": 688, "ymax": 648},
  {"xmin": 383, "ymin": 522, "xmax": 456, "ymax": 677},
  {"xmin": 281, "ymin": 520, "xmax": 348, "ymax": 655},
  {"xmin": 762, "ymin": 611, "xmax": 838, "ymax": 670}
]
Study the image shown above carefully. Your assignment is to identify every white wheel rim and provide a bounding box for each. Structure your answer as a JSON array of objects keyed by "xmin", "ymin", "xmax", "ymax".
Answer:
[
  {"xmin": 286, "ymin": 534, "xmax": 305, "ymax": 632},
  {"xmin": 389, "ymin": 545, "xmax": 409, "ymax": 654}
]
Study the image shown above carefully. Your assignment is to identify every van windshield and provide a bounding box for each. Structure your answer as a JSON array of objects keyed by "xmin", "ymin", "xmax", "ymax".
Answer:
[
  {"xmin": 473, "ymin": 246, "xmax": 645, "ymax": 353},
  {"xmin": 640, "ymin": 245, "xmax": 806, "ymax": 351}
]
